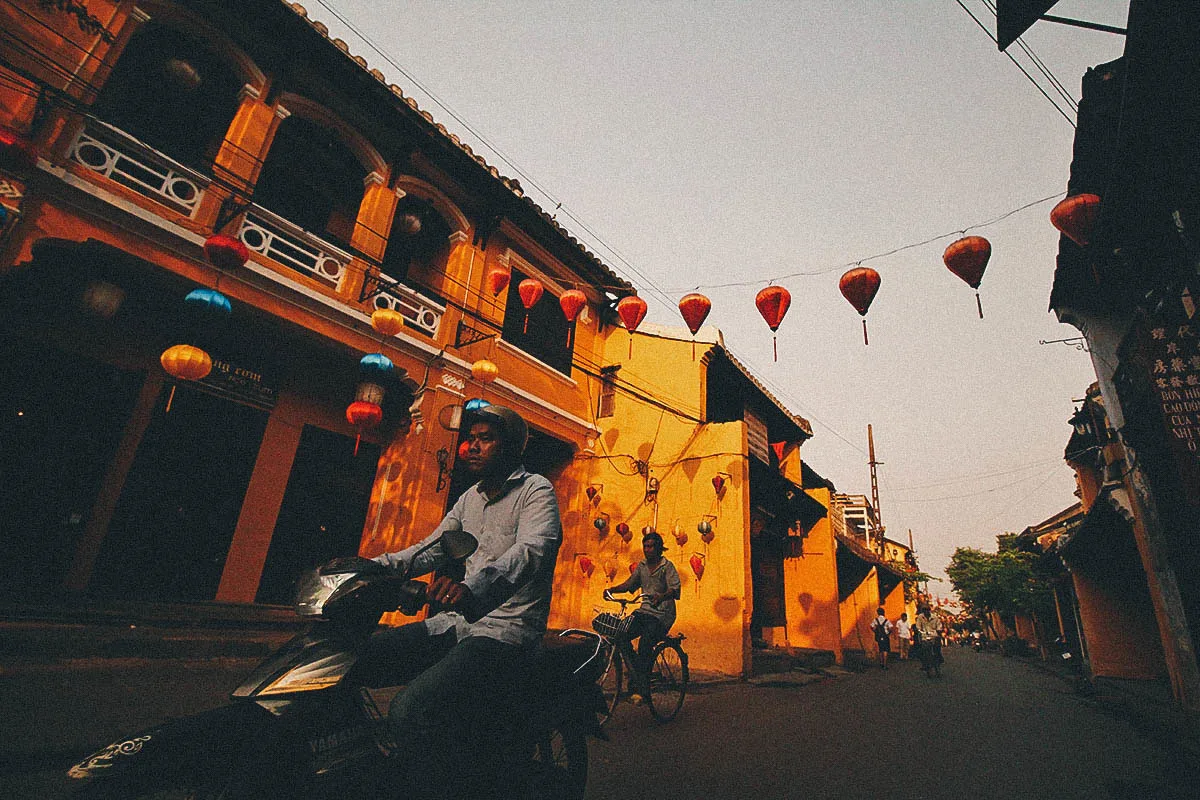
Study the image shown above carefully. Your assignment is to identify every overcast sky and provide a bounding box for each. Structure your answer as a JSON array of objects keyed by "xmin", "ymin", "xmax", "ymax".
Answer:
[{"xmin": 313, "ymin": 0, "xmax": 1130, "ymax": 590}]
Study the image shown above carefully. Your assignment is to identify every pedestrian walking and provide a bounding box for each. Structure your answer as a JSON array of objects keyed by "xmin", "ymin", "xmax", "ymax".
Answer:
[
  {"xmin": 914, "ymin": 605, "xmax": 944, "ymax": 678},
  {"xmin": 895, "ymin": 612, "xmax": 912, "ymax": 661},
  {"xmin": 870, "ymin": 607, "xmax": 893, "ymax": 670}
]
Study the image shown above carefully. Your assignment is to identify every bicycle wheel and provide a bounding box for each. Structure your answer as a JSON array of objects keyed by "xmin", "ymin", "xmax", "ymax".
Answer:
[
  {"xmin": 598, "ymin": 649, "xmax": 623, "ymax": 723},
  {"xmin": 647, "ymin": 641, "xmax": 688, "ymax": 722}
]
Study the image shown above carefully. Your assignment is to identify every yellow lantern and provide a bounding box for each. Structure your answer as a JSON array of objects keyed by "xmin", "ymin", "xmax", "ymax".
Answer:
[
  {"xmin": 371, "ymin": 308, "xmax": 405, "ymax": 337},
  {"xmin": 471, "ymin": 358, "xmax": 499, "ymax": 384},
  {"xmin": 160, "ymin": 344, "xmax": 212, "ymax": 381}
]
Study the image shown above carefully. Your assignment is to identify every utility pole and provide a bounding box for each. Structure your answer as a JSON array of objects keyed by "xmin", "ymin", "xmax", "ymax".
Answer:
[{"xmin": 868, "ymin": 424, "xmax": 884, "ymax": 549}]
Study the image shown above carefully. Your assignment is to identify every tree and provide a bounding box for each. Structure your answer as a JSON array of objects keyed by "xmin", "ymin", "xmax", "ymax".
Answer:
[{"xmin": 946, "ymin": 543, "xmax": 1053, "ymax": 638}]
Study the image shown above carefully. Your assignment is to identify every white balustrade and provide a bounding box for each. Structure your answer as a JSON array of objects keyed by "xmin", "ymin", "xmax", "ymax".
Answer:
[
  {"xmin": 69, "ymin": 120, "xmax": 208, "ymax": 216},
  {"xmin": 238, "ymin": 205, "xmax": 350, "ymax": 287},
  {"xmin": 372, "ymin": 274, "xmax": 444, "ymax": 337}
]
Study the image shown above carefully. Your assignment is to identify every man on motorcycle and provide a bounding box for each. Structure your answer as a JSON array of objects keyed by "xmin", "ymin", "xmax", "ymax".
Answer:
[{"xmin": 362, "ymin": 404, "xmax": 563, "ymax": 798}]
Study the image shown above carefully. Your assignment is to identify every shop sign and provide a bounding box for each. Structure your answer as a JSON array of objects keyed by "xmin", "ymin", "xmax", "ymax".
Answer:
[{"xmin": 198, "ymin": 358, "xmax": 277, "ymax": 409}]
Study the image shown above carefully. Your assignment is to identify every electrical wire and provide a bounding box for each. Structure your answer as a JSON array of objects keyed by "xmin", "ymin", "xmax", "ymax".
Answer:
[{"xmin": 889, "ymin": 456, "xmax": 1064, "ymax": 491}]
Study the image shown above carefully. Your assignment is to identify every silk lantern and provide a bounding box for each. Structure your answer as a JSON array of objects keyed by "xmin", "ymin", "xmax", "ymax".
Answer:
[
  {"xmin": 616, "ymin": 522, "xmax": 632, "ymax": 542},
  {"xmin": 1051, "ymin": 193, "xmax": 1102, "ymax": 247},
  {"xmin": 471, "ymin": 358, "xmax": 499, "ymax": 384},
  {"xmin": 943, "ymin": 236, "xmax": 991, "ymax": 319},
  {"xmin": 838, "ymin": 267, "xmax": 881, "ymax": 345},
  {"xmin": 517, "ymin": 278, "xmax": 543, "ymax": 333},
  {"xmin": 690, "ymin": 553, "xmax": 705, "ymax": 582},
  {"xmin": 346, "ymin": 400, "xmax": 383, "ymax": 456},
  {"xmin": 184, "ymin": 288, "xmax": 233, "ymax": 317},
  {"xmin": 559, "ymin": 289, "xmax": 587, "ymax": 347},
  {"xmin": 616, "ymin": 295, "xmax": 648, "ymax": 358},
  {"xmin": 755, "ymin": 285, "xmax": 791, "ymax": 362},
  {"xmin": 203, "ymin": 234, "xmax": 250, "ymax": 271},
  {"xmin": 371, "ymin": 308, "xmax": 405, "ymax": 337},
  {"xmin": 160, "ymin": 344, "xmax": 212, "ymax": 413},
  {"xmin": 485, "ymin": 267, "xmax": 511, "ymax": 297},
  {"xmin": 678, "ymin": 292, "xmax": 711, "ymax": 360},
  {"xmin": 578, "ymin": 555, "xmax": 595, "ymax": 579}
]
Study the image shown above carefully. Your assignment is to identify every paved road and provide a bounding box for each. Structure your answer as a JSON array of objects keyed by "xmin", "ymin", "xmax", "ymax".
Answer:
[
  {"xmin": 587, "ymin": 647, "xmax": 1175, "ymax": 800},
  {"xmin": 0, "ymin": 646, "xmax": 1179, "ymax": 799}
]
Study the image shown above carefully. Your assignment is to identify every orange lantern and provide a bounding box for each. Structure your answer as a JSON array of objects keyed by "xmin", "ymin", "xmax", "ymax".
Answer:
[
  {"xmin": 371, "ymin": 307, "xmax": 405, "ymax": 337},
  {"xmin": 203, "ymin": 234, "xmax": 249, "ymax": 271},
  {"xmin": 517, "ymin": 278, "xmax": 544, "ymax": 333},
  {"xmin": 578, "ymin": 555, "xmax": 595, "ymax": 579},
  {"xmin": 559, "ymin": 288, "xmax": 587, "ymax": 347},
  {"xmin": 346, "ymin": 400, "xmax": 383, "ymax": 456},
  {"xmin": 754, "ymin": 285, "xmax": 791, "ymax": 362},
  {"xmin": 943, "ymin": 236, "xmax": 991, "ymax": 319},
  {"xmin": 678, "ymin": 293, "xmax": 711, "ymax": 360},
  {"xmin": 485, "ymin": 267, "xmax": 511, "ymax": 297},
  {"xmin": 603, "ymin": 558, "xmax": 618, "ymax": 582},
  {"xmin": 1050, "ymin": 193, "xmax": 1101, "ymax": 247},
  {"xmin": 690, "ymin": 553, "xmax": 705, "ymax": 582},
  {"xmin": 617, "ymin": 295, "xmax": 648, "ymax": 358},
  {"xmin": 471, "ymin": 358, "xmax": 499, "ymax": 384},
  {"xmin": 160, "ymin": 344, "xmax": 212, "ymax": 413},
  {"xmin": 672, "ymin": 521, "xmax": 688, "ymax": 547},
  {"xmin": 838, "ymin": 267, "xmax": 882, "ymax": 345}
]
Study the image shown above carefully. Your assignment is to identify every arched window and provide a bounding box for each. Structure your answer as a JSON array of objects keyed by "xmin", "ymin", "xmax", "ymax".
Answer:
[
  {"xmin": 381, "ymin": 194, "xmax": 451, "ymax": 288},
  {"xmin": 253, "ymin": 115, "xmax": 366, "ymax": 249},
  {"xmin": 92, "ymin": 23, "xmax": 243, "ymax": 172}
]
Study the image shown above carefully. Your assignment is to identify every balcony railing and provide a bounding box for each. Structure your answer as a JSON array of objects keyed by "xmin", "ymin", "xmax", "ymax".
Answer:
[
  {"xmin": 238, "ymin": 205, "xmax": 351, "ymax": 287},
  {"xmin": 371, "ymin": 274, "xmax": 444, "ymax": 337},
  {"xmin": 69, "ymin": 120, "xmax": 209, "ymax": 216}
]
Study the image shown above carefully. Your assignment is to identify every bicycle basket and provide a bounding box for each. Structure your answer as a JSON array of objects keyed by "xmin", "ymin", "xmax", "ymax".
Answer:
[{"xmin": 592, "ymin": 612, "xmax": 634, "ymax": 638}]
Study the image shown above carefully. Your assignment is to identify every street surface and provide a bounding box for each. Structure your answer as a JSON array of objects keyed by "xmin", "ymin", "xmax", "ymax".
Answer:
[{"xmin": 1, "ymin": 647, "xmax": 1175, "ymax": 799}]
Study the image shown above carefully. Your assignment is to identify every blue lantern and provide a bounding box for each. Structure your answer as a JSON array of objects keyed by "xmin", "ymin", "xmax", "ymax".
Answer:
[
  {"xmin": 464, "ymin": 398, "xmax": 492, "ymax": 412},
  {"xmin": 359, "ymin": 353, "xmax": 394, "ymax": 377},
  {"xmin": 184, "ymin": 288, "xmax": 232, "ymax": 316}
]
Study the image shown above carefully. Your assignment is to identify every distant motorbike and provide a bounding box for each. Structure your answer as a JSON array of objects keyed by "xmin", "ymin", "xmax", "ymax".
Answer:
[{"xmin": 68, "ymin": 530, "xmax": 607, "ymax": 799}]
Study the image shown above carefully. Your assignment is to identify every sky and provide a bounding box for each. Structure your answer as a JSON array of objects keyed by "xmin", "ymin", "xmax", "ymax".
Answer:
[{"xmin": 311, "ymin": 0, "xmax": 1130, "ymax": 591}]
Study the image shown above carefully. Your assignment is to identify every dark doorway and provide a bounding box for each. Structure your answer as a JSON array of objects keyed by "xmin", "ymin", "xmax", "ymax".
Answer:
[
  {"xmin": 0, "ymin": 339, "xmax": 143, "ymax": 599},
  {"xmin": 255, "ymin": 425, "xmax": 381, "ymax": 605},
  {"xmin": 750, "ymin": 506, "xmax": 787, "ymax": 642},
  {"xmin": 90, "ymin": 383, "xmax": 269, "ymax": 602}
]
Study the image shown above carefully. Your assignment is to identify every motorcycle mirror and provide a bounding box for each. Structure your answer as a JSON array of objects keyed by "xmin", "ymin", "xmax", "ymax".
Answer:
[{"xmin": 440, "ymin": 529, "xmax": 478, "ymax": 561}]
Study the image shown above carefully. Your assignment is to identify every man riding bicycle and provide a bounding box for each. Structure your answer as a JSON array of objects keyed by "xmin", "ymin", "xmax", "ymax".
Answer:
[{"xmin": 602, "ymin": 530, "xmax": 681, "ymax": 705}]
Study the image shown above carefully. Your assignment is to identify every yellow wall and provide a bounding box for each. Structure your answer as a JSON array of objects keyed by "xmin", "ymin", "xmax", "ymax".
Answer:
[
  {"xmin": 841, "ymin": 566, "xmax": 881, "ymax": 654},
  {"xmin": 781, "ymin": 487, "xmax": 843, "ymax": 662}
]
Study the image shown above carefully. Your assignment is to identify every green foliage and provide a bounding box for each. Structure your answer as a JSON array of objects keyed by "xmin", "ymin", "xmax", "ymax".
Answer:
[{"xmin": 946, "ymin": 545, "xmax": 1053, "ymax": 625}]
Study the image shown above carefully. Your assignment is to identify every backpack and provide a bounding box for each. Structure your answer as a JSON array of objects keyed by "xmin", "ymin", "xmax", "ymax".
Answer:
[{"xmin": 873, "ymin": 617, "xmax": 889, "ymax": 643}]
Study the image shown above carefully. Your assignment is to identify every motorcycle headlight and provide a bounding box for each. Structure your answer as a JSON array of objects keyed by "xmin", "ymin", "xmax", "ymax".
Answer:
[{"xmin": 294, "ymin": 571, "xmax": 356, "ymax": 616}]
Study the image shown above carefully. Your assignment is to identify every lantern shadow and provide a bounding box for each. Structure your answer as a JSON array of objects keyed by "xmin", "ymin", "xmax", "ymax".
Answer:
[{"xmin": 712, "ymin": 595, "xmax": 741, "ymax": 623}]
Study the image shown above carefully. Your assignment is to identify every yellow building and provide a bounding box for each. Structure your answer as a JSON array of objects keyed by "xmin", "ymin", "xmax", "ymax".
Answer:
[{"xmin": 0, "ymin": 1, "xmax": 636, "ymax": 618}]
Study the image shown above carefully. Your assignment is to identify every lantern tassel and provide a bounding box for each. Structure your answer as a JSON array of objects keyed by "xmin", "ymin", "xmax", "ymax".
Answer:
[
  {"xmin": 862, "ymin": 318, "xmax": 870, "ymax": 346},
  {"xmin": 691, "ymin": 339, "xmax": 696, "ymax": 361},
  {"xmin": 772, "ymin": 334, "xmax": 778, "ymax": 363},
  {"xmin": 354, "ymin": 432, "xmax": 361, "ymax": 456},
  {"xmin": 523, "ymin": 313, "xmax": 529, "ymax": 334},
  {"xmin": 975, "ymin": 292, "xmax": 984, "ymax": 320},
  {"xmin": 628, "ymin": 336, "xmax": 633, "ymax": 360},
  {"xmin": 165, "ymin": 384, "xmax": 176, "ymax": 414}
]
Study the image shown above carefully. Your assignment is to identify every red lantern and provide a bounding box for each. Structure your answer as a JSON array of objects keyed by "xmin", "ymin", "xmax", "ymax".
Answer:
[
  {"xmin": 1051, "ymin": 193, "xmax": 1101, "ymax": 247},
  {"xmin": 457, "ymin": 440, "xmax": 471, "ymax": 460},
  {"xmin": 690, "ymin": 553, "xmax": 705, "ymax": 582},
  {"xmin": 711, "ymin": 474, "xmax": 726, "ymax": 494},
  {"xmin": 203, "ymin": 234, "xmax": 250, "ymax": 271},
  {"xmin": 603, "ymin": 559, "xmax": 618, "ymax": 581},
  {"xmin": 585, "ymin": 485, "xmax": 599, "ymax": 502},
  {"xmin": 346, "ymin": 400, "xmax": 383, "ymax": 456},
  {"xmin": 617, "ymin": 295, "xmax": 648, "ymax": 358},
  {"xmin": 943, "ymin": 236, "xmax": 991, "ymax": 319},
  {"xmin": 628, "ymin": 562, "xmax": 638, "ymax": 575},
  {"xmin": 578, "ymin": 555, "xmax": 595, "ymax": 579},
  {"xmin": 678, "ymin": 292, "xmax": 711, "ymax": 360},
  {"xmin": 559, "ymin": 288, "xmax": 587, "ymax": 347},
  {"xmin": 755, "ymin": 285, "xmax": 791, "ymax": 362},
  {"xmin": 517, "ymin": 278, "xmax": 544, "ymax": 333},
  {"xmin": 616, "ymin": 522, "xmax": 632, "ymax": 542},
  {"xmin": 485, "ymin": 267, "xmax": 511, "ymax": 297},
  {"xmin": 838, "ymin": 267, "xmax": 881, "ymax": 345},
  {"xmin": 770, "ymin": 441, "xmax": 786, "ymax": 463}
]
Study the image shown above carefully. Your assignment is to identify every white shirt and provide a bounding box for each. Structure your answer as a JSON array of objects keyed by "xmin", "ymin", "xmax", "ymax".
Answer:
[{"xmin": 896, "ymin": 620, "xmax": 911, "ymax": 640}]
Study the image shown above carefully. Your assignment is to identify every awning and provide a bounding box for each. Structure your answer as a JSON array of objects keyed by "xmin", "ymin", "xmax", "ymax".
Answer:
[
  {"xmin": 1057, "ymin": 485, "xmax": 1136, "ymax": 565},
  {"xmin": 749, "ymin": 459, "xmax": 827, "ymax": 530}
]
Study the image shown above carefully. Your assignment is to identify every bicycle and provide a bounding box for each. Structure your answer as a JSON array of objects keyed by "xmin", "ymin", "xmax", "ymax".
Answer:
[{"xmin": 590, "ymin": 594, "xmax": 689, "ymax": 723}]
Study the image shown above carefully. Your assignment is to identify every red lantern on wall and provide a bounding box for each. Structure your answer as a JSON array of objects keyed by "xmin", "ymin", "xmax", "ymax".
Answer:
[
  {"xmin": 689, "ymin": 553, "xmax": 705, "ymax": 582},
  {"xmin": 711, "ymin": 474, "xmax": 726, "ymax": 494},
  {"xmin": 578, "ymin": 555, "xmax": 595, "ymax": 579},
  {"xmin": 517, "ymin": 278, "xmax": 544, "ymax": 333},
  {"xmin": 203, "ymin": 234, "xmax": 250, "ymax": 270},
  {"xmin": 755, "ymin": 285, "xmax": 791, "ymax": 362},
  {"xmin": 346, "ymin": 400, "xmax": 383, "ymax": 456},
  {"xmin": 1050, "ymin": 193, "xmax": 1101, "ymax": 247},
  {"xmin": 559, "ymin": 288, "xmax": 587, "ymax": 347},
  {"xmin": 943, "ymin": 235, "xmax": 991, "ymax": 319},
  {"xmin": 678, "ymin": 292, "xmax": 711, "ymax": 360},
  {"xmin": 485, "ymin": 267, "xmax": 511, "ymax": 297},
  {"xmin": 616, "ymin": 522, "xmax": 632, "ymax": 542},
  {"xmin": 617, "ymin": 295, "xmax": 648, "ymax": 358},
  {"xmin": 838, "ymin": 267, "xmax": 881, "ymax": 345}
]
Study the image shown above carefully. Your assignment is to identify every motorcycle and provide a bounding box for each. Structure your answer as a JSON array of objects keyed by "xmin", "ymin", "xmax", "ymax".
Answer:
[{"xmin": 67, "ymin": 530, "xmax": 608, "ymax": 799}]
